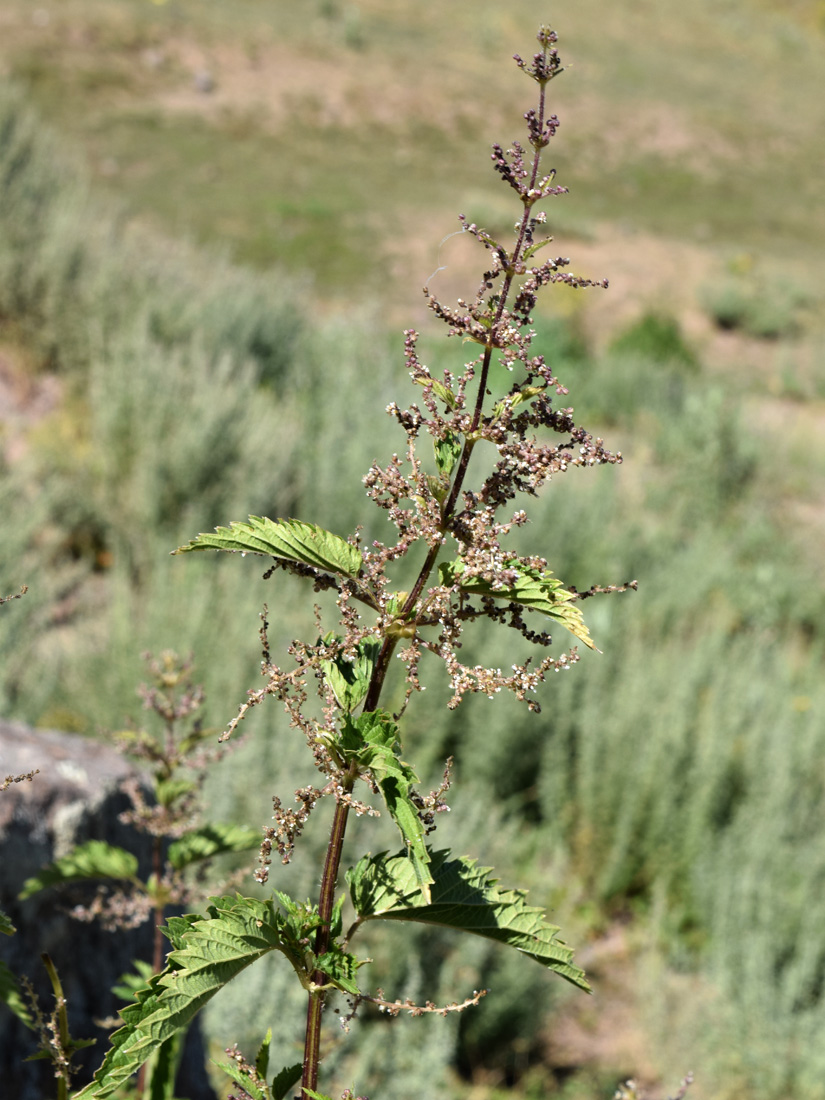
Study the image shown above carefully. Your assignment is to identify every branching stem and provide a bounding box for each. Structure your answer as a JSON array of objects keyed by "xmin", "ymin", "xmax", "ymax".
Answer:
[{"xmin": 299, "ymin": 48, "xmax": 555, "ymax": 1099}]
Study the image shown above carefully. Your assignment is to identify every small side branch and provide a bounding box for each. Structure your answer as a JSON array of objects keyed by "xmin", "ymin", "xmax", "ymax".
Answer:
[
  {"xmin": 571, "ymin": 580, "xmax": 639, "ymax": 600},
  {"xmin": 338, "ymin": 987, "xmax": 488, "ymax": 1030},
  {"xmin": 1, "ymin": 769, "xmax": 39, "ymax": 792},
  {"xmin": 0, "ymin": 585, "xmax": 28, "ymax": 605}
]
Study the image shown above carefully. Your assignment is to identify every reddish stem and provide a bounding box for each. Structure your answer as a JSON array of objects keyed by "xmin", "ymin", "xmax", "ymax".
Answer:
[
  {"xmin": 301, "ymin": 766, "xmax": 356, "ymax": 1095},
  {"xmin": 299, "ymin": 56, "xmax": 552, "ymax": 1100}
]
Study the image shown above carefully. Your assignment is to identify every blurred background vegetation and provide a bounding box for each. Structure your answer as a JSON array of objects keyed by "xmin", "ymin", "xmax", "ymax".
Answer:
[{"xmin": 1, "ymin": 1, "xmax": 824, "ymax": 1097}]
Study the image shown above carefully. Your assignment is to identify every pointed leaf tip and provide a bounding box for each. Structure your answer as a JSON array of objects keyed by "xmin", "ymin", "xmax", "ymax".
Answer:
[
  {"xmin": 348, "ymin": 848, "xmax": 589, "ymax": 992},
  {"xmin": 172, "ymin": 516, "xmax": 362, "ymax": 578}
]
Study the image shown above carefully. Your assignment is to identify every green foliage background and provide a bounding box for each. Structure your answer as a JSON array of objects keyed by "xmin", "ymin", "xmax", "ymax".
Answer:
[{"xmin": 1, "ymin": 2, "xmax": 824, "ymax": 1098}]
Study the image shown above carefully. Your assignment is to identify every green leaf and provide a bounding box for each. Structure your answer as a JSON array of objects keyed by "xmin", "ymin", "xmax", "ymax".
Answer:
[
  {"xmin": 424, "ymin": 473, "xmax": 449, "ymax": 504},
  {"xmin": 161, "ymin": 912, "xmax": 202, "ymax": 950},
  {"xmin": 271, "ymin": 1063, "xmax": 302, "ymax": 1100},
  {"xmin": 213, "ymin": 1040, "xmax": 280, "ymax": 1100},
  {"xmin": 439, "ymin": 559, "xmax": 598, "ymax": 650},
  {"xmin": 320, "ymin": 634, "xmax": 380, "ymax": 712},
  {"xmin": 302, "ymin": 1091, "xmax": 333, "ymax": 1100},
  {"xmin": 492, "ymin": 385, "xmax": 544, "ymax": 419},
  {"xmin": 173, "ymin": 516, "xmax": 362, "ymax": 579},
  {"xmin": 347, "ymin": 848, "xmax": 590, "ymax": 993},
  {"xmin": 414, "ymin": 376, "xmax": 457, "ymax": 410},
  {"xmin": 166, "ymin": 823, "xmax": 261, "ymax": 871},
  {"xmin": 522, "ymin": 237, "xmax": 555, "ymax": 262},
  {"xmin": 314, "ymin": 946, "xmax": 360, "ymax": 995},
  {"xmin": 330, "ymin": 894, "xmax": 346, "ymax": 940},
  {"xmin": 19, "ymin": 840, "xmax": 139, "ymax": 899},
  {"xmin": 75, "ymin": 895, "xmax": 358, "ymax": 1099},
  {"xmin": 112, "ymin": 959, "xmax": 155, "ymax": 1003},
  {"xmin": 272, "ymin": 1064, "xmax": 301, "ymax": 1100},
  {"xmin": 0, "ymin": 959, "xmax": 33, "ymax": 1027},
  {"xmin": 255, "ymin": 1028, "xmax": 272, "ymax": 1084},
  {"xmin": 434, "ymin": 430, "xmax": 463, "ymax": 477},
  {"xmin": 212, "ymin": 1055, "xmax": 269, "ymax": 1100},
  {"xmin": 0, "ymin": 908, "xmax": 15, "ymax": 936},
  {"xmin": 339, "ymin": 711, "xmax": 433, "ymax": 903},
  {"xmin": 272, "ymin": 893, "xmax": 361, "ymax": 995}
]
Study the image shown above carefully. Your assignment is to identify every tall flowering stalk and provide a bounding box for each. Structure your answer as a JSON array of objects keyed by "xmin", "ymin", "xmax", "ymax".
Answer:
[{"xmin": 75, "ymin": 26, "xmax": 635, "ymax": 1100}]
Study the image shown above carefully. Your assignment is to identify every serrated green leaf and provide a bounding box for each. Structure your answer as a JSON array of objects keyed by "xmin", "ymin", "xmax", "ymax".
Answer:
[
  {"xmin": 339, "ymin": 711, "xmax": 432, "ymax": 903},
  {"xmin": 320, "ymin": 634, "xmax": 380, "ymax": 712},
  {"xmin": 73, "ymin": 968, "xmax": 168, "ymax": 1098},
  {"xmin": 166, "ymin": 823, "xmax": 261, "ymax": 871},
  {"xmin": 212, "ymin": 1056, "xmax": 269, "ymax": 1100},
  {"xmin": 271, "ymin": 1062, "xmax": 302, "ymax": 1100},
  {"xmin": 1, "ymin": 908, "xmax": 15, "ymax": 936},
  {"xmin": 271, "ymin": 896, "xmax": 360, "ymax": 992},
  {"xmin": 376, "ymin": 781, "xmax": 432, "ymax": 904},
  {"xmin": 338, "ymin": 708, "xmax": 398, "ymax": 756},
  {"xmin": 19, "ymin": 840, "xmax": 139, "ymax": 900},
  {"xmin": 434, "ymin": 430, "xmax": 463, "ymax": 477},
  {"xmin": 347, "ymin": 849, "xmax": 589, "ymax": 992},
  {"xmin": 173, "ymin": 516, "xmax": 362, "ymax": 579},
  {"xmin": 74, "ymin": 895, "xmax": 357, "ymax": 1099},
  {"xmin": 0, "ymin": 959, "xmax": 32, "ymax": 1027},
  {"xmin": 76, "ymin": 898, "xmax": 287, "ymax": 1099},
  {"xmin": 314, "ymin": 945, "xmax": 360, "ymax": 995},
  {"xmin": 161, "ymin": 913, "xmax": 202, "ymax": 950},
  {"xmin": 439, "ymin": 558, "xmax": 598, "ymax": 650},
  {"xmin": 274, "ymin": 892, "xmax": 323, "ymax": 935},
  {"xmin": 255, "ymin": 1028, "xmax": 272, "ymax": 1084}
]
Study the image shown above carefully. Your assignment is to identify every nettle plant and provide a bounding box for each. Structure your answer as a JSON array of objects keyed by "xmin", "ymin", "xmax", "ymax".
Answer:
[
  {"xmin": 76, "ymin": 27, "xmax": 635, "ymax": 1100},
  {"xmin": 10, "ymin": 653, "xmax": 260, "ymax": 1097}
]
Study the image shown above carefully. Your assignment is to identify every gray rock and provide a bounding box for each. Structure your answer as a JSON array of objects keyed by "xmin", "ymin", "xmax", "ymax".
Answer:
[{"xmin": 0, "ymin": 721, "xmax": 216, "ymax": 1099}]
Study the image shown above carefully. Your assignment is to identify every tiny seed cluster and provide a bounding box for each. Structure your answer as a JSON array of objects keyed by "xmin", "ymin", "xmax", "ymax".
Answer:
[{"xmin": 222, "ymin": 26, "xmax": 634, "ymax": 881}]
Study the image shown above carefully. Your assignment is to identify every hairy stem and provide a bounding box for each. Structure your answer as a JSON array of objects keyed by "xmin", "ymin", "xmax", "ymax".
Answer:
[
  {"xmin": 299, "ymin": 53, "xmax": 552, "ymax": 1099},
  {"xmin": 41, "ymin": 953, "xmax": 70, "ymax": 1100},
  {"xmin": 301, "ymin": 763, "xmax": 357, "ymax": 1096}
]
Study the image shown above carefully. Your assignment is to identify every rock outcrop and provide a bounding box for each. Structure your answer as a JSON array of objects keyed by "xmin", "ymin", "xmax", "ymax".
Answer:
[{"xmin": 0, "ymin": 720, "xmax": 215, "ymax": 1100}]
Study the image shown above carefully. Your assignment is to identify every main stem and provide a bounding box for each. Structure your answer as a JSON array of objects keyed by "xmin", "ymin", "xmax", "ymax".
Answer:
[
  {"xmin": 300, "ymin": 67, "xmax": 551, "ymax": 1098},
  {"xmin": 301, "ymin": 764, "xmax": 356, "ymax": 1095},
  {"xmin": 42, "ymin": 953, "xmax": 70, "ymax": 1100}
]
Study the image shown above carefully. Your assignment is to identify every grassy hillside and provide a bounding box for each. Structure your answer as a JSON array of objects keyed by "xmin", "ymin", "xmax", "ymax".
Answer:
[
  {"xmin": 1, "ymin": 3, "xmax": 825, "ymax": 1099},
  {"xmin": 3, "ymin": 0, "xmax": 825, "ymax": 298}
]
